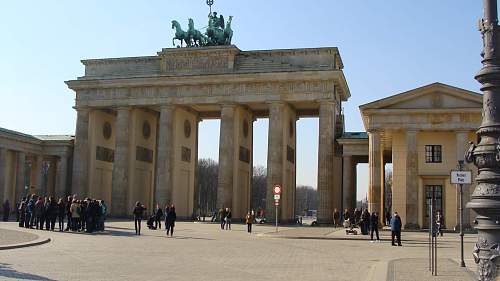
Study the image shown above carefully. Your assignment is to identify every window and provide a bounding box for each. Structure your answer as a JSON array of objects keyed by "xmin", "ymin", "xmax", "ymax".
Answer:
[{"xmin": 425, "ymin": 145, "xmax": 442, "ymax": 163}]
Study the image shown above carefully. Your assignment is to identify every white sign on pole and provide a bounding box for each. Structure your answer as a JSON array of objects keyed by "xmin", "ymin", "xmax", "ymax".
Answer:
[
  {"xmin": 273, "ymin": 194, "xmax": 281, "ymax": 200},
  {"xmin": 450, "ymin": 170, "xmax": 472, "ymax": 184}
]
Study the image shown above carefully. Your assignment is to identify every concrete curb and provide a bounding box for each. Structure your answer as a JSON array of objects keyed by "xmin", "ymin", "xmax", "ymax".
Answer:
[{"xmin": 0, "ymin": 237, "xmax": 51, "ymax": 250}]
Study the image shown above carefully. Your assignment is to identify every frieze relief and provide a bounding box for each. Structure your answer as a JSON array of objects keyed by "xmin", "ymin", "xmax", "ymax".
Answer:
[
  {"xmin": 76, "ymin": 81, "xmax": 335, "ymax": 103},
  {"xmin": 163, "ymin": 56, "xmax": 229, "ymax": 73}
]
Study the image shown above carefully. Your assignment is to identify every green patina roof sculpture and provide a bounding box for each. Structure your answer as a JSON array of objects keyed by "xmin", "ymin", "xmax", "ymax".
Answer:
[{"xmin": 171, "ymin": 0, "xmax": 233, "ymax": 47}]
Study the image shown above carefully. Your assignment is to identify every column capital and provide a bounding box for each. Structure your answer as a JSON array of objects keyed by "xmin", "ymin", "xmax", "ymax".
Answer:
[
  {"xmin": 317, "ymin": 99, "xmax": 337, "ymax": 106},
  {"xmin": 73, "ymin": 106, "xmax": 91, "ymax": 113},
  {"xmin": 219, "ymin": 103, "xmax": 237, "ymax": 109},
  {"xmin": 159, "ymin": 104, "xmax": 177, "ymax": 111},
  {"xmin": 114, "ymin": 106, "xmax": 132, "ymax": 112}
]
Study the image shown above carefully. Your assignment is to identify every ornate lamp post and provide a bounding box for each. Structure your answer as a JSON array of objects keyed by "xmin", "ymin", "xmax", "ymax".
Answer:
[{"xmin": 466, "ymin": 0, "xmax": 500, "ymax": 280}]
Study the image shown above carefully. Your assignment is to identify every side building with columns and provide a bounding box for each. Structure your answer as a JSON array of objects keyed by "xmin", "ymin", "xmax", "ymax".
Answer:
[
  {"xmin": 339, "ymin": 83, "xmax": 481, "ymax": 229},
  {"xmin": 0, "ymin": 128, "xmax": 73, "ymax": 210}
]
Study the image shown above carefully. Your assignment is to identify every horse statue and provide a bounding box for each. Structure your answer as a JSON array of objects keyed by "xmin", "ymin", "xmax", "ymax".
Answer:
[
  {"xmin": 205, "ymin": 13, "xmax": 233, "ymax": 46},
  {"xmin": 223, "ymin": 16, "xmax": 233, "ymax": 45},
  {"xmin": 187, "ymin": 18, "xmax": 206, "ymax": 47},
  {"xmin": 171, "ymin": 20, "xmax": 189, "ymax": 47}
]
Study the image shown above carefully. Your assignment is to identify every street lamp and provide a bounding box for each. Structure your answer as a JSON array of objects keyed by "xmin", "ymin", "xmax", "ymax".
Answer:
[{"xmin": 465, "ymin": 0, "xmax": 500, "ymax": 280}]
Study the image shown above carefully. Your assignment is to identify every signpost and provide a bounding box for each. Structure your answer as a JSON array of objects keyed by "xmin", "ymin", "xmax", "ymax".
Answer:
[
  {"xmin": 450, "ymin": 161, "xmax": 472, "ymax": 268},
  {"xmin": 273, "ymin": 184, "xmax": 281, "ymax": 232}
]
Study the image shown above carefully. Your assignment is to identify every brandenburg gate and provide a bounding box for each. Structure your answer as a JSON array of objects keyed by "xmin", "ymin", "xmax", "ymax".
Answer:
[{"xmin": 65, "ymin": 45, "xmax": 350, "ymax": 221}]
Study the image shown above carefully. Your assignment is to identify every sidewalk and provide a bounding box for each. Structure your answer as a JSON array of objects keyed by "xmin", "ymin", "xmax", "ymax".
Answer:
[{"xmin": 387, "ymin": 258, "xmax": 475, "ymax": 281}]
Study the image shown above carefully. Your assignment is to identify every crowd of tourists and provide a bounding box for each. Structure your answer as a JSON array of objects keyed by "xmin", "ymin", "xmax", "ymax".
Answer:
[
  {"xmin": 336, "ymin": 207, "xmax": 403, "ymax": 246},
  {"xmin": 2, "ymin": 195, "xmax": 107, "ymax": 233}
]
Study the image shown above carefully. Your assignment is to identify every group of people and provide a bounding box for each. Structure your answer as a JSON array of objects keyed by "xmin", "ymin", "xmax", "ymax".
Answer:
[
  {"xmin": 1, "ymin": 195, "xmax": 107, "ymax": 233},
  {"xmin": 340, "ymin": 208, "xmax": 382, "ymax": 241},
  {"xmin": 138, "ymin": 202, "xmax": 177, "ymax": 237},
  {"xmin": 218, "ymin": 207, "xmax": 233, "ymax": 230},
  {"xmin": 339, "ymin": 208, "xmax": 403, "ymax": 245}
]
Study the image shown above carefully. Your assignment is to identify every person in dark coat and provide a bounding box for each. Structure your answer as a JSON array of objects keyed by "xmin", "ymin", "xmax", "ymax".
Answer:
[
  {"xmin": 390, "ymin": 212, "xmax": 402, "ymax": 246},
  {"xmin": 34, "ymin": 197, "xmax": 44, "ymax": 229},
  {"xmin": 220, "ymin": 208, "xmax": 227, "ymax": 230},
  {"xmin": 361, "ymin": 209, "xmax": 370, "ymax": 235},
  {"xmin": 370, "ymin": 212, "xmax": 380, "ymax": 241},
  {"xmin": 333, "ymin": 208, "xmax": 340, "ymax": 228},
  {"xmin": 57, "ymin": 198, "xmax": 65, "ymax": 232},
  {"xmin": 385, "ymin": 210, "xmax": 391, "ymax": 226},
  {"xmin": 46, "ymin": 197, "xmax": 58, "ymax": 231},
  {"xmin": 133, "ymin": 201, "xmax": 146, "ymax": 235},
  {"xmin": 225, "ymin": 208, "xmax": 232, "ymax": 230},
  {"xmin": 164, "ymin": 205, "xmax": 171, "ymax": 231},
  {"xmin": 65, "ymin": 196, "xmax": 73, "ymax": 231},
  {"xmin": 2, "ymin": 200, "xmax": 10, "ymax": 221},
  {"xmin": 154, "ymin": 204, "xmax": 163, "ymax": 229},
  {"xmin": 165, "ymin": 205, "xmax": 177, "ymax": 237}
]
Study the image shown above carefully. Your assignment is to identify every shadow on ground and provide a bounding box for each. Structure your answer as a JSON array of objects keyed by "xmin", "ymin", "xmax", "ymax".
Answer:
[{"xmin": 0, "ymin": 263, "xmax": 56, "ymax": 281}]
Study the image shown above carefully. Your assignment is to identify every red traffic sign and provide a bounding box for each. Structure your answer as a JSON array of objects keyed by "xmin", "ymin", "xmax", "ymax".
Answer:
[{"xmin": 273, "ymin": 184, "xmax": 282, "ymax": 195}]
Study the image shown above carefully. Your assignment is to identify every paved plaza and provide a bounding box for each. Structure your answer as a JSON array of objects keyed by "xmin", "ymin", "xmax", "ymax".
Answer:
[{"xmin": 0, "ymin": 221, "xmax": 478, "ymax": 281}]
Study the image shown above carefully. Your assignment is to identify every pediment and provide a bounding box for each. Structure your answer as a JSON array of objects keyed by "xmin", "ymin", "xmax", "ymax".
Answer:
[{"xmin": 360, "ymin": 83, "xmax": 482, "ymax": 110}]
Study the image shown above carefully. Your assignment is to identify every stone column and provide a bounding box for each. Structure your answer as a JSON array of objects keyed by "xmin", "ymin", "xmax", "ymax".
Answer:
[
  {"xmin": 15, "ymin": 152, "xmax": 26, "ymax": 201},
  {"xmin": 368, "ymin": 131, "xmax": 382, "ymax": 215},
  {"xmin": 266, "ymin": 102, "xmax": 285, "ymax": 221},
  {"xmin": 342, "ymin": 155, "xmax": 356, "ymax": 211},
  {"xmin": 35, "ymin": 155, "xmax": 44, "ymax": 195},
  {"xmin": 217, "ymin": 104, "xmax": 236, "ymax": 209},
  {"xmin": 111, "ymin": 107, "xmax": 131, "ymax": 216},
  {"xmin": 317, "ymin": 101, "xmax": 336, "ymax": 223},
  {"xmin": 0, "ymin": 148, "xmax": 7, "ymax": 205},
  {"xmin": 72, "ymin": 108, "xmax": 90, "ymax": 197},
  {"xmin": 456, "ymin": 131, "xmax": 470, "ymax": 228},
  {"xmin": 155, "ymin": 105, "xmax": 176, "ymax": 206},
  {"xmin": 55, "ymin": 154, "xmax": 68, "ymax": 198},
  {"xmin": 405, "ymin": 129, "xmax": 419, "ymax": 228}
]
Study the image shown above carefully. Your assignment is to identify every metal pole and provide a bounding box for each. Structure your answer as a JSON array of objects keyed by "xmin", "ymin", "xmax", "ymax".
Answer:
[
  {"xmin": 431, "ymin": 188, "xmax": 435, "ymax": 275},
  {"xmin": 429, "ymin": 198, "xmax": 432, "ymax": 272},
  {"xmin": 460, "ymin": 183, "xmax": 465, "ymax": 267},
  {"xmin": 275, "ymin": 205, "xmax": 278, "ymax": 232},
  {"xmin": 466, "ymin": 1, "xmax": 500, "ymax": 280}
]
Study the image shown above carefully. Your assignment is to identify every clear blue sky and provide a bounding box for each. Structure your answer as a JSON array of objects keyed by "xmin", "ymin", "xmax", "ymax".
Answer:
[{"xmin": 0, "ymin": 1, "xmax": 484, "ymax": 199}]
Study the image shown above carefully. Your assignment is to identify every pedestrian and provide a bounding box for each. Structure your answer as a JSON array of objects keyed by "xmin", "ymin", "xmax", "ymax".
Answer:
[
  {"xmin": 370, "ymin": 212, "xmax": 380, "ymax": 242},
  {"xmin": 220, "ymin": 208, "xmax": 226, "ymax": 230},
  {"xmin": 154, "ymin": 203, "xmax": 163, "ymax": 229},
  {"xmin": 34, "ymin": 197, "xmax": 44, "ymax": 229},
  {"xmin": 436, "ymin": 211, "xmax": 444, "ymax": 237},
  {"xmin": 98, "ymin": 200, "xmax": 107, "ymax": 231},
  {"xmin": 18, "ymin": 197, "xmax": 26, "ymax": 227},
  {"xmin": 15, "ymin": 201, "xmax": 20, "ymax": 222},
  {"xmin": 245, "ymin": 211, "xmax": 253, "ymax": 233},
  {"xmin": 70, "ymin": 199, "xmax": 81, "ymax": 231},
  {"xmin": 65, "ymin": 196, "xmax": 73, "ymax": 231},
  {"xmin": 343, "ymin": 208, "xmax": 350, "ymax": 225},
  {"xmin": 385, "ymin": 210, "xmax": 391, "ymax": 226},
  {"xmin": 165, "ymin": 205, "xmax": 176, "ymax": 237},
  {"xmin": 390, "ymin": 212, "xmax": 402, "ymax": 246},
  {"xmin": 25, "ymin": 194, "xmax": 35, "ymax": 228},
  {"xmin": 361, "ymin": 209, "xmax": 370, "ymax": 235},
  {"xmin": 133, "ymin": 201, "xmax": 146, "ymax": 235},
  {"xmin": 225, "ymin": 208, "xmax": 232, "ymax": 230},
  {"xmin": 164, "ymin": 204, "xmax": 171, "ymax": 232},
  {"xmin": 333, "ymin": 208, "xmax": 340, "ymax": 228},
  {"xmin": 2, "ymin": 199, "xmax": 10, "ymax": 222},
  {"xmin": 57, "ymin": 198, "xmax": 65, "ymax": 232}
]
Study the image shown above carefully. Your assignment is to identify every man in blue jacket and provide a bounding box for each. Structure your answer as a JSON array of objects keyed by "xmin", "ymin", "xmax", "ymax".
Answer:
[{"xmin": 390, "ymin": 212, "xmax": 402, "ymax": 246}]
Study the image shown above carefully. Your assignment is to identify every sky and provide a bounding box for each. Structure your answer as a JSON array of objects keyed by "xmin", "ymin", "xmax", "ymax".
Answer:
[{"xmin": 0, "ymin": 1, "xmax": 485, "ymax": 199}]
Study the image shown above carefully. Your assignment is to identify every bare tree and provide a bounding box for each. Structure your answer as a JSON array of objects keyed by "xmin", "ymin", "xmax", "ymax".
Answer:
[
  {"xmin": 197, "ymin": 158, "xmax": 218, "ymax": 214},
  {"xmin": 251, "ymin": 165, "xmax": 267, "ymax": 211},
  {"xmin": 384, "ymin": 169, "xmax": 393, "ymax": 213},
  {"xmin": 295, "ymin": 185, "xmax": 318, "ymax": 216}
]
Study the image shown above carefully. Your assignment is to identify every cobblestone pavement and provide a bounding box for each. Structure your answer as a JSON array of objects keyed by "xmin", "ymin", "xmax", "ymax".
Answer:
[
  {"xmin": 0, "ymin": 221, "xmax": 479, "ymax": 281},
  {"xmin": 0, "ymin": 227, "xmax": 39, "ymax": 246}
]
